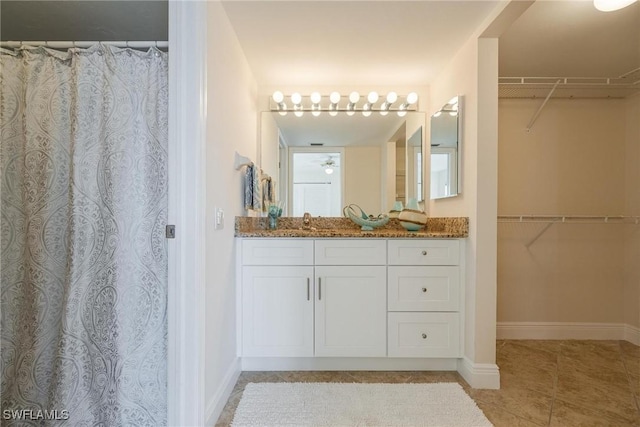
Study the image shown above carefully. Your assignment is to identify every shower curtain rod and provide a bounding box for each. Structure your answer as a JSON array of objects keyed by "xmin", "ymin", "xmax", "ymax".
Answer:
[{"xmin": 0, "ymin": 40, "xmax": 168, "ymax": 49}]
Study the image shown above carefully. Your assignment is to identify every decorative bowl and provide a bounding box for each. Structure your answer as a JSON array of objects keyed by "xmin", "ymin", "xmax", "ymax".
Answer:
[
  {"xmin": 398, "ymin": 208, "xmax": 427, "ymax": 232},
  {"xmin": 343, "ymin": 204, "xmax": 390, "ymax": 231}
]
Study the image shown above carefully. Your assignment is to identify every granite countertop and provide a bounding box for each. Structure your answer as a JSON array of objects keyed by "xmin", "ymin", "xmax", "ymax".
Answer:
[{"xmin": 235, "ymin": 216, "xmax": 469, "ymax": 238}]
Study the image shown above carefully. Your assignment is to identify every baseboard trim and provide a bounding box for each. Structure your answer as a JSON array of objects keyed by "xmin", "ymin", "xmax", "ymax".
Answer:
[
  {"xmin": 205, "ymin": 358, "xmax": 241, "ymax": 427},
  {"xmin": 497, "ymin": 321, "xmax": 640, "ymax": 343},
  {"xmin": 624, "ymin": 324, "xmax": 640, "ymax": 346},
  {"xmin": 457, "ymin": 357, "xmax": 500, "ymax": 389},
  {"xmin": 241, "ymin": 357, "xmax": 458, "ymax": 371}
]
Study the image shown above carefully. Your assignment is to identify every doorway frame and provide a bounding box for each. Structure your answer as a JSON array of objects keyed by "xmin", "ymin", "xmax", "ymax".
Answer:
[
  {"xmin": 287, "ymin": 147, "xmax": 346, "ymax": 217},
  {"xmin": 167, "ymin": 1, "xmax": 208, "ymax": 426}
]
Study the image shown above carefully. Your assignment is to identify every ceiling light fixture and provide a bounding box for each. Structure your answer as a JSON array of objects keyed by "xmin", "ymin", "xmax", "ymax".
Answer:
[
  {"xmin": 322, "ymin": 158, "xmax": 336, "ymax": 175},
  {"xmin": 593, "ymin": 0, "xmax": 637, "ymax": 11}
]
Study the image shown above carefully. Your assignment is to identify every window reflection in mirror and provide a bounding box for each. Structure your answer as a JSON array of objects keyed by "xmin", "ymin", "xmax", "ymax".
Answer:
[{"xmin": 430, "ymin": 96, "xmax": 461, "ymax": 199}]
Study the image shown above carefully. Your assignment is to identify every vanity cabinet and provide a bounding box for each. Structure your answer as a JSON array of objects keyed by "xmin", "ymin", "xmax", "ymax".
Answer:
[{"xmin": 238, "ymin": 237, "xmax": 463, "ymax": 365}]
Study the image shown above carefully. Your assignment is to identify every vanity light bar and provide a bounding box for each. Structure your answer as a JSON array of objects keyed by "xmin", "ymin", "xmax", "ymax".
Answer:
[{"xmin": 270, "ymin": 91, "xmax": 419, "ymax": 116}]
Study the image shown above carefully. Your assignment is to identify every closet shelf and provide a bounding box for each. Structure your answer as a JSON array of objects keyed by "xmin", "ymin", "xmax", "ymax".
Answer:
[{"xmin": 499, "ymin": 71, "xmax": 640, "ymax": 100}]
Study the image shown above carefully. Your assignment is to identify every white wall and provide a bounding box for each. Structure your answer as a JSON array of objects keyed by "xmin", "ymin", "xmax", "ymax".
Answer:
[
  {"xmin": 345, "ymin": 146, "xmax": 383, "ymax": 214},
  {"xmin": 429, "ymin": 36, "xmax": 499, "ymax": 374},
  {"xmin": 260, "ymin": 112, "xmax": 280, "ymax": 184},
  {"xmin": 624, "ymin": 94, "xmax": 640, "ymax": 330},
  {"xmin": 205, "ymin": 2, "xmax": 258, "ymax": 424}
]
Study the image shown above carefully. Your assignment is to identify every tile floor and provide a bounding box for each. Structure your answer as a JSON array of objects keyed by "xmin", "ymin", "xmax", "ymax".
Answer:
[{"xmin": 215, "ymin": 340, "xmax": 640, "ymax": 426}]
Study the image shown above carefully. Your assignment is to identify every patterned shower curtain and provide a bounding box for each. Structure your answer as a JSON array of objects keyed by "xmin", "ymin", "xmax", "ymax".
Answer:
[{"xmin": 0, "ymin": 44, "xmax": 168, "ymax": 426}]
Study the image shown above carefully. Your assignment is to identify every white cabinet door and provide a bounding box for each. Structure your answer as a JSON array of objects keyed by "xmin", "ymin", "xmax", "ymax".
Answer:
[
  {"xmin": 315, "ymin": 266, "xmax": 387, "ymax": 357},
  {"xmin": 242, "ymin": 266, "xmax": 314, "ymax": 357}
]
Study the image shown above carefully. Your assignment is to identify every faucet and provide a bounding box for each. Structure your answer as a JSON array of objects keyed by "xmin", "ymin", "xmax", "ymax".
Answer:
[{"xmin": 302, "ymin": 212, "xmax": 311, "ymax": 229}]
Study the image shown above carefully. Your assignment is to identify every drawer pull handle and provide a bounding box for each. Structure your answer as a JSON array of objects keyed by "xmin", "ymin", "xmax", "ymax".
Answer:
[
  {"xmin": 307, "ymin": 278, "xmax": 310, "ymax": 301},
  {"xmin": 421, "ymin": 250, "xmax": 428, "ymax": 256},
  {"xmin": 318, "ymin": 278, "xmax": 322, "ymax": 300},
  {"xmin": 421, "ymin": 287, "xmax": 427, "ymax": 293},
  {"xmin": 422, "ymin": 333, "xmax": 427, "ymax": 339}
]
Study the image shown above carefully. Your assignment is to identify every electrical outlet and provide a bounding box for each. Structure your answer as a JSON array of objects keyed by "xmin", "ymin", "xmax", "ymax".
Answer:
[{"xmin": 215, "ymin": 207, "xmax": 224, "ymax": 230}]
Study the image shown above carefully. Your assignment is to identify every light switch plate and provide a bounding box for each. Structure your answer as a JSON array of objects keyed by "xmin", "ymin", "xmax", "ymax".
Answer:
[{"xmin": 215, "ymin": 207, "xmax": 224, "ymax": 230}]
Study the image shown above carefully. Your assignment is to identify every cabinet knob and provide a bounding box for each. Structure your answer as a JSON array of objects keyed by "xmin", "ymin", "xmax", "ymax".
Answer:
[
  {"xmin": 421, "ymin": 287, "xmax": 427, "ymax": 293},
  {"xmin": 421, "ymin": 333, "xmax": 427, "ymax": 339},
  {"xmin": 421, "ymin": 250, "xmax": 427, "ymax": 256}
]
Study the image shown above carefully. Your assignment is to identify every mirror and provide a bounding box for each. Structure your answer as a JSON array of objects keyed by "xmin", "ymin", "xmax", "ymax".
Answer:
[
  {"xmin": 260, "ymin": 111, "xmax": 425, "ymax": 216},
  {"xmin": 430, "ymin": 96, "xmax": 461, "ymax": 199}
]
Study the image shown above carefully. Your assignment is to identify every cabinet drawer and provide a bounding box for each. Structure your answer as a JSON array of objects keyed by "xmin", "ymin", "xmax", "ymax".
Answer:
[
  {"xmin": 315, "ymin": 239, "xmax": 386, "ymax": 265},
  {"xmin": 388, "ymin": 312, "xmax": 460, "ymax": 358},
  {"xmin": 388, "ymin": 266, "xmax": 459, "ymax": 311},
  {"xmin": 388, "ymin": 240, "xmax": 459, "ymax": 265},
  {"xmin": 242, "ymin": 239, "xmax": 313, "ymax": 265}
]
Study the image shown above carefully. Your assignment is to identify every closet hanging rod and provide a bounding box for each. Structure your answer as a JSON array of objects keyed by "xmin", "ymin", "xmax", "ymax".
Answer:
[
  {"xmin": 0, "ymin": 40, "xmax": 168, "ymax": 49},
  {"xmin": 498, "ymin": 215, "xmax": 640, "ymax": 224}
]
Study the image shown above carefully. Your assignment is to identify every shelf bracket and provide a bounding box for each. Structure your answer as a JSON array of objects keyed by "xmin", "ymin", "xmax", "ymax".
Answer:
[
  {"xmin": 524, "ymin": 221, "xmax": 556, "ymax": 249},
  {"xmin": 526, "ymin": 79, "xmax": 562, "ymax": 133}
]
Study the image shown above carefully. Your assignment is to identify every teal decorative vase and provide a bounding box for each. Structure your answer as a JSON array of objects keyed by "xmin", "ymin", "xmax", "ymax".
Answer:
[{"xmin": 398, "ymin": 198, "xmax": 427, "ymax": 231}]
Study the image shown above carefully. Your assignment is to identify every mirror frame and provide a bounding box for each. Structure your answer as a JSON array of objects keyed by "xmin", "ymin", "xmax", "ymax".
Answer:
[{"xmin": 430, "ymin": 95, "xmax": 462, "ymax": 199}]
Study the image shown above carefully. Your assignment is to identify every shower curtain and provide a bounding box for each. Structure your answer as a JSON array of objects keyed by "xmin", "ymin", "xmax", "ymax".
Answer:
[{"xmin": 0, "ymin": 45, "xmax": 168, "ymax": 426}]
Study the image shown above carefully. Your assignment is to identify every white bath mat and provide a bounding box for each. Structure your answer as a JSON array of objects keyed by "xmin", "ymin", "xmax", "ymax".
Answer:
[{"xmin": 231, "ymin": 382, "xmax": 493, "ymax": 426}]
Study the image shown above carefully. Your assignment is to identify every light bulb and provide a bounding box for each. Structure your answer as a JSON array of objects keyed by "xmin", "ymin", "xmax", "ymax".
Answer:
[
  {"xmin": 397, "ymin": 110, "xmax": 407, "ymax": 117},
  {"xmin": 449, "ymin": 111, "xmax": 458, "ymax": 116},
  {"xmin": 406, "ymin": 92, "xmax": 418, "ymax": 105},
  {"xmin": 363, "ymin": 110, "xmax": 372, "ymax": 117},
  {"xmin": 379, "ymin": 110, "xmax": 389, "ymax": 116},
  {"xmin": 349, "ymin": 91, "xmax": 360, "ymax": 104},
  {"xmin": 330, "ymin": 91, "xmax": 341, "ymax": 104},
  {"xmin": 294, "ymin": 110, "xmax": 304, "ymax": 117},
  {"xmin": 367, "ymin": 91, "xmax": 379, "ymax": 104},
  {"xmin": 386, "ymin": 92, "xmax": 398, "ymax": 104},
  {"xmin": 346, "ymin": 110, "xmax": 355, "ymax": 116},
  {"xmin": 291, "ymin": 92, "xmax": 302, "ymax": 105},
  {"xmin": 325, "ymin": 167, "xmax": 334, "ymax": 175},
  {"xmin": 272, "ymin": 91, "xmax": 284, "ymax": 104},
  {"xmin": 278, "ymin": 111, "xmax": 287, "ymax": 116},
  {"xmin": 433, "ymin": 111, "xmax": 442, "ymax": 118},
  {"xmin": 329, "ymin": 110, "xmax": 338, "ymax": 117},
  {"xmin": 594, "ymin": 0, "xmax": 637, "ymax": 11},
  {"xmin": 312, "ymin": 111, "xmax": 321, "ymax": 117},
  {"xmin": 310, "ymin": 92, "xmax": 321, "ymax": 104}
]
